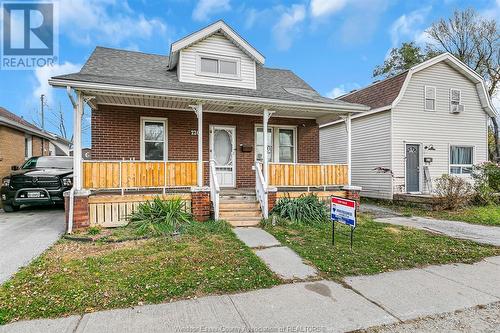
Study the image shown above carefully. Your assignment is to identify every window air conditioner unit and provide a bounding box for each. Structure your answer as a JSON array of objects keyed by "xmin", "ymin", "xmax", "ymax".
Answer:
[{"xmin": 451, "ymin": 104, "xmax": 464, "ymax": 114}]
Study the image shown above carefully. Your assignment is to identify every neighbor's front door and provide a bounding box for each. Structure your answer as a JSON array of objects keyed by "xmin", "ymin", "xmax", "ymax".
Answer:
[
  {"xmin": 406, "ymin": 144, "xmax": 420, "ymax": 193},
  {"xmin": 210, "ymin": 125, "xmax": 236, "ymax": 187}
]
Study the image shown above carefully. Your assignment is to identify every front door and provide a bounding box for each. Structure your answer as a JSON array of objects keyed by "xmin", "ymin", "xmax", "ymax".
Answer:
[
  {"xmin": 210, "ymin": 125, "xmax": 236, "ymax": 187},
  {"xmin": 406, "ymin": 144, "xmax": 420, "ymax": 193}
]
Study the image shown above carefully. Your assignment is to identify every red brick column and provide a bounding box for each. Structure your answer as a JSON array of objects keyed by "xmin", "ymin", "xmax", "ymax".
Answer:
[
  {"xmin": 63, "ymin": 190, "xmax": 91, "ymax": 232},
  {"xmin": 268, "ymin": 190, "xmax": 277, "ymax": 213},
  {"xmin": 191, "ymin": 189, "xmax": 211, "ymax": 222},
  {"xmin": 343, "ymin": 186, "xmax": 362, "ymax": 209}
]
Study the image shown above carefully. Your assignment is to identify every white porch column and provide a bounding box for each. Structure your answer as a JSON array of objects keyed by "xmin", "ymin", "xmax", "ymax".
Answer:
[
  {"xmin": 195, "ymin": 103, "xmax": 203, "ymax": 187},
  {"xmin": 263, "ymin": 109, "xmax": 271, "ymax": 183},
  {"xmin": 346, "ymin": 113, "xmax": 352, "ymax": 186},
  {"xmin": 73, "ymin": 91, "xmax": 84, "ymax": 191}
]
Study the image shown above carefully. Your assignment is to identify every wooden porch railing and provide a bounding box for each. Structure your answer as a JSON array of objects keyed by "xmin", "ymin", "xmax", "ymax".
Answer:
[
  {"xmin": 268, "ymin": 163, "xmax": 348, "ymax": 187},
  {"xmin": 82, "ymin": 161, "xmax": 198, "ymax": 190}
]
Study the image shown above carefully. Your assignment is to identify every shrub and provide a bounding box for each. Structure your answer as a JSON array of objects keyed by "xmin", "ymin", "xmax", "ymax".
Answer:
[
  {"xmin": 87, "ymin": 226, "xmax": 101, "ymax": 235},
  {"xmin": 270, "ymin": 194, "xmax": 329, "ymax": 224},
  {"xmin": 473, "ymin": 162, "xmax": 500, "ymax": 205},
  {"xmin": 434, "ymin": 174, "xmax": 474, "ymax": 210},
  {"xmin": 128, "ymin": 197, "xmax": 194, "ymax": 236}
]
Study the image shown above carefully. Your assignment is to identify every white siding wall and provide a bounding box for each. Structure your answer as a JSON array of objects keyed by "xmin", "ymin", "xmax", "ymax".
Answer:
[
  {"xmin": 392, "ymin": 62, "xmax": 489, "ymax": 194},
  {"xmin": 178, "ymin": 33, "xmax": 256, "ymax": 89},
  {"xmin": 320, "ymin": 111, "xmax": 393, "ymax": 199},
  {"xmin": 320, "ymin": 122, "xmax": 347, "ymax": 164}
]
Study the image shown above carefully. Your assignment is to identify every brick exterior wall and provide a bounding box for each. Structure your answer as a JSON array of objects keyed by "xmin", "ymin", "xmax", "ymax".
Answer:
[
  {"xmin": 268, "ymin": 191, "xmax": 277, "ymax": 213},
  {"xmin": 191, "ymin": 191, "xmax": 210, "ymax": 221},
  {"xmin": 0, "ymin": 126, "xmax": 49, "ymax": 182},
  {"xmin": 91, "ymin": 105, "xmax": 319, "ymax": 188}
]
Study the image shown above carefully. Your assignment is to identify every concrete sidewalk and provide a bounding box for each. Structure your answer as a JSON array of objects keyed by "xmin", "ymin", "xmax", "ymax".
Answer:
[
  {"xmin": 2, "ymin": 256, "xmax": 500, "ymax": 333},
  {"xmin": 376, "ymin": 216, "xmax": 500, "ymax": 246}
]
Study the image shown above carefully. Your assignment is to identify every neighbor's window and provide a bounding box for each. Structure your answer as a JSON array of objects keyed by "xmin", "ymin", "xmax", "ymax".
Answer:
[
  {"xmin": 198, "ymin": 55, "xmax": 240, "ymax": 78},
  {"xmin": 424, "ymin": 86, "xmax": 436, "ymax": 111},
  {"xmin": 450, "ymin": 89, "xmax": 461, "ymax": 106},
  {"xmin": 450, "ymin": 146, "xmax": 473, "ymax": 174},
  {"xmin": 255, "ymin": 126, "xmax": 296, "ymax": 163},
  {"xmin": 141, "ymin": 118, "xmax": 167, "ymax": 160}
]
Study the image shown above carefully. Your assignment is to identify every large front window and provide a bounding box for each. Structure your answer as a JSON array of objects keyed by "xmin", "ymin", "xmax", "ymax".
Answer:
[
  {"xmin": 450, "ymin": 146, "xmax": 473, "ymax": 175},
  {"xmin": 141, "ymin": 118, "xmax": 167, "ymax": 160},
  {"xmin": 255, "ymin": 126, "xmax": 296, "ymax": 163}
]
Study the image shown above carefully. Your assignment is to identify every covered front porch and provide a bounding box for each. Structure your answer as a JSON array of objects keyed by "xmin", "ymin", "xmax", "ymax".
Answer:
[{"xmin": 52, "ymin": 81, "xmax": 366, "ymax": 230}]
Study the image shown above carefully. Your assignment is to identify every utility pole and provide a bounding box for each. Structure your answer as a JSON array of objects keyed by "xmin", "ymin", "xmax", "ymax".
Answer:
[{"xmin": 40, "ymin": 94, "xmax": 45, "ymax": 130}]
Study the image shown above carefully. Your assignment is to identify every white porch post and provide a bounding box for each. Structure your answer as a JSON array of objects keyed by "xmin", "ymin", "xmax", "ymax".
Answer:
[
  {"xmin": 74, "ymin": 91, "xmax": 84, "ymax": 191},
  {"xmin": 346, "ymin": 113, "xmax": 352, "ymax": 186},
  {"xmin": 263, "ymin": 109, "xmax": 271, "ymax": 183},
  {"xmin": 195, "ymin": 103, "xmax": 203, "ymax": 187}
]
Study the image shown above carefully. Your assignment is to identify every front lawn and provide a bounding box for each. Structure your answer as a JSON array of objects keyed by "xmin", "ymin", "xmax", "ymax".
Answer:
[
  {"xmin": 263, "ymin": 215, "xmax": 500, "ymax": 281},
  {"xmin": 0, "ymin": 221, "xmax": 280, "ymax": 324}
]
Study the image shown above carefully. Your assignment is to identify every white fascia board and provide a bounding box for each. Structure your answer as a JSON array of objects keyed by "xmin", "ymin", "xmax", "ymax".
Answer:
[
  {"xmin": 0, "ymin": 117, "xmax": 55, "ymax": 140},
  {"xmin": 319, "ymin": 105, "xmax": 391, "ymax": 128},
  {"xmin": 170, "ymin": 21, "xmax": 265, "ymax": 66},
  {"xmin": 49, "ymin": 79, "xmax": 369, "ymax": 113}
]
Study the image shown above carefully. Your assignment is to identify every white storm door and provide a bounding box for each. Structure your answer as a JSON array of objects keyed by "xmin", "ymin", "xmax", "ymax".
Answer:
[{"xmin": 210, "ymin": 125, "xmax": 236, "ymax": 187}]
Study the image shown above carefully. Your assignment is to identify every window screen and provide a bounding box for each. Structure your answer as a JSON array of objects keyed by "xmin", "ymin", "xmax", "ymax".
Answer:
[
  {"xmin": 450, "ymin": 89, "xmax": 461, "ymax": 105},
  {"xmin": 425, "ymin": 86, "xmax": 436, "ymax": 111},
  {"xmin": 219, "ymin": 60, "xmax": 237, "ymax": 75}
]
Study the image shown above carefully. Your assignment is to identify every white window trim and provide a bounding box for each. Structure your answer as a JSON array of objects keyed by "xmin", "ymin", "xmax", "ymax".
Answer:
[
  {"xmin": 140, "ymin": 117, "xmax": 168, "ymax": 161},
  {"xmin": 25, "ymin": 134, "xmax": 32, "ymax": 159},
  {"xmin": 195, "ymin": 53, "xmax": 241, "ymax": 80},
  {"xmin": 449, "ymin": 88, "xmax": 462, "ymax": 109},
  {"xmin": 449, "ymin": 144, "xmax": 474, "ymax": 176},
  {"xmin": 424, "ymin": 85, "xmax": 436, "ymax": 111},
  {"xmin": 254, "ymin": 125, "xmax": 297, "ymax": 163}
]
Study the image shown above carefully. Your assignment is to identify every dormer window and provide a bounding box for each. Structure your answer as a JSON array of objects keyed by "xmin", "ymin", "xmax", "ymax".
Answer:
[{"xmin": 196, "ymin": 54, "xmax": 240, "ymax": 79}]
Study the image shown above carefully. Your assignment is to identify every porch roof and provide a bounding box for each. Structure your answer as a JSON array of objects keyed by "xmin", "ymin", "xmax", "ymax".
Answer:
[{"xmin": 49, "ymin": 47, "xmax": 368, "ymax": 118}]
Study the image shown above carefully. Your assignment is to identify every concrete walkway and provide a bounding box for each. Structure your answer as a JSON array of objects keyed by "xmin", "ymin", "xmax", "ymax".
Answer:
[
  {"xmin": 233, "ymin": 227, "xmax": 318, "ymax": 280},
  {"xmin": 2, "ymin": 256, "xmax": 500, "ymax": 333},
  {"xmin": 376, "ymin": 216, "xmax": 500, "ymax": 246},
  {"xmin": 361, "ymin": 203, "xmax": 500, "ymax": 246}
]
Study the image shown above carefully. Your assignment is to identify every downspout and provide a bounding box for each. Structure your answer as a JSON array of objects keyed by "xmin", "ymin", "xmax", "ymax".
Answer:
[{"xmin": 66, "ymin": 86, "xmax": 77, "ymax": 234}]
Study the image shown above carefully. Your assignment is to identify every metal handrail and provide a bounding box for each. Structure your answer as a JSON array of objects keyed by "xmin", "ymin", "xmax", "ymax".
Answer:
[{"xmin": 209, "ymin": 160, "xmax": 220, "ymax": 219}]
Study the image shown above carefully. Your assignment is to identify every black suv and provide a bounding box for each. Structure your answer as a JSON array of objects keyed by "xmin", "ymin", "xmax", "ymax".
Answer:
[{"xmin": 1, "ymin": 156, "xmax": 73, "ymax": 212}]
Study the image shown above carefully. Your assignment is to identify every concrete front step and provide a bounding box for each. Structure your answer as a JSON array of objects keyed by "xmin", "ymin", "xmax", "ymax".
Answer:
[
  {"xmin": 219, "ymin": 201, "xmax": 261, "ymax": 209},
  {"xmin": 220, "ymin": 195, "xmax": 257, "ymax": 201}
]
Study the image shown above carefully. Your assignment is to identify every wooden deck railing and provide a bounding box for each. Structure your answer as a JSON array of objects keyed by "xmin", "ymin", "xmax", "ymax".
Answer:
[
  {"xmin": 268, "ymin": 163, "xmax": 348, "ymax": 187},
  {"xmin": 82, "ymin": 161, "xmax": 198, "ymax": 190}
]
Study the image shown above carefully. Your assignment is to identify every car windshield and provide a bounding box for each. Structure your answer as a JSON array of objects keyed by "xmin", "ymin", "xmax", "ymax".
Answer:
[{"xmin": 22, "ymin": 157, "xmax": 73, "ymax": 169}]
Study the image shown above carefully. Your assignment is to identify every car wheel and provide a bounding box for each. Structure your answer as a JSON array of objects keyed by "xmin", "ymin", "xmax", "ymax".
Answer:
[{"xmin": 2, "ymin": 204, "xmax": 19, "ymax": 212}]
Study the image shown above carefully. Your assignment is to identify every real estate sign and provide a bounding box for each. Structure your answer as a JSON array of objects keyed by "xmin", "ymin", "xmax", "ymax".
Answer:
[{"xmin": 330, "ymin": 196, "xmax": 357, "ymax": 228}]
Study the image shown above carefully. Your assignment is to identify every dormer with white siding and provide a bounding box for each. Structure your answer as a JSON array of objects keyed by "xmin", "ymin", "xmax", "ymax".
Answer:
[{"xmin": 168, "ymin": 21, "xmax": 264, "ymax": 90}]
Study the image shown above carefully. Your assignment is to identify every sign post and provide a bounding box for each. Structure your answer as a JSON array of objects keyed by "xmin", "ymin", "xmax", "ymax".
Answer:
[{"xmin": 330, "ymin": 196, "xmax": 357, "ymax": 250}]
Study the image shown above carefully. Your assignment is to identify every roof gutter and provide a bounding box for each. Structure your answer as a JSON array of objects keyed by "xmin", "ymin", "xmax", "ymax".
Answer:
[
  {"xmin": 319, "ymin": 105, "xmax": 392, "ymax": 128},
  {"xmin": 49, "ymin": 78, "xmax": 369, "ymax": 113}
]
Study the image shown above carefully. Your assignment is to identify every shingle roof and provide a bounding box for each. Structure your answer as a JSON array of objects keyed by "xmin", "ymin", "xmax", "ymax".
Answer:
[
  {"xmin": 338, "ymin": 71, "xmax": 408, "ymax": 109},
  {"xmin": 0, "ymin": 107, "xmax": 43, "ymax": 132},
  {"xmin": 52, "ymin": 47, "xmax": 359, "ymax": 107}
]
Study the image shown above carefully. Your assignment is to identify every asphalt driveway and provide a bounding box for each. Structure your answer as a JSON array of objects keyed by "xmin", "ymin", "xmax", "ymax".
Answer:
[{"xmin": 0, "ymin": 206, "xmax": 65, "ymax": 284}]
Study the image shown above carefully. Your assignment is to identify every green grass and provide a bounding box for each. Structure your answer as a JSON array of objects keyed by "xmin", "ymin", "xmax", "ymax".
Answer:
[
  {"xmin": 0, "ymin": 221, "xmax": 280, "ymax": 324},
  {"xmin": 263, "ymin": 215, "xmax": 500, "ymax": 281}
]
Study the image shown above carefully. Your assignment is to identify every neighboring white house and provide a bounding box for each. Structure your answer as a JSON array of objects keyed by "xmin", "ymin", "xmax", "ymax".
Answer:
[{"xmin": 319, "ymin": 53, "xmax": 497, "ymax": 200}]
